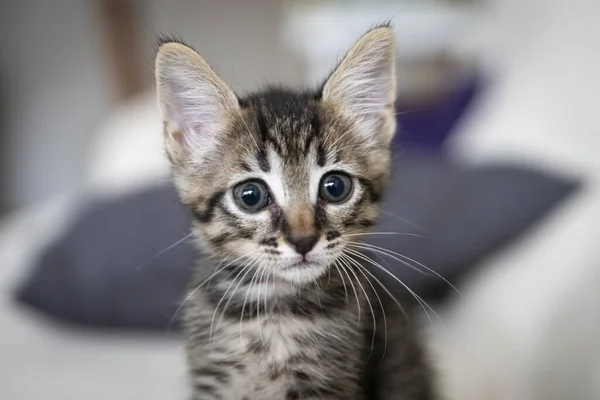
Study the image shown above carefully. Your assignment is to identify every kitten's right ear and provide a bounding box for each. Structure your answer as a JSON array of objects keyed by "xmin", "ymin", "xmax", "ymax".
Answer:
[
  {"xmin": 155, "ymin": 41, "xmax": 239, "ymax": 165},
  {"xmin": 322, "ymin": 26, "xmax": 396, "ymax": 145}
]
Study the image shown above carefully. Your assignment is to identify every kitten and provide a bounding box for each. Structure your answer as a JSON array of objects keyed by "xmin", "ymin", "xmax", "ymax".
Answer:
[{"xmin": 155, "ymin": 24, "xmax": 437, "ymax": 400}]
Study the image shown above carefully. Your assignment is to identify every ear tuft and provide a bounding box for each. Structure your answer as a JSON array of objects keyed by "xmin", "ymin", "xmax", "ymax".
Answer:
[
  {"xmin": 322, "ymin": 26, "xmax": 397, "ymax": 143},
  {"xmin": 155, "ymin": 34, "xmax": 192, "ymax": 52}
]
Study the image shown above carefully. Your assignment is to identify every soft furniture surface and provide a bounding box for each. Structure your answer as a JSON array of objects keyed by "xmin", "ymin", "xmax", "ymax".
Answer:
[
  {"xmin": 16, "ymin": 155, "xmax": 577, "ymax": 330},
  {"xmin": 394, "ymin": 74, "xmax": 480, "ymax": 152}
]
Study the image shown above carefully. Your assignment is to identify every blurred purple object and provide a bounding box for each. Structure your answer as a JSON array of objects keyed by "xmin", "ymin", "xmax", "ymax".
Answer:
[{"xmin": 393, "ymin": 74, "xmax": 481, "ymax": 152}]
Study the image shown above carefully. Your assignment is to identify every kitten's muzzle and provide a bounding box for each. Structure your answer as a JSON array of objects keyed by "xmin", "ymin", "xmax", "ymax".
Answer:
[{"xmin": 282, "ymin": 202, "xmax": 319, "ymax": 256}]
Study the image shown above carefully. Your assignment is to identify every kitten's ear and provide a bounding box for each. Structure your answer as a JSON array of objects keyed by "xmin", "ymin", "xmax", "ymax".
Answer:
[
  {"xmin": 322, "ymin": 26, "xmax": 397, "ymax": 144},
  {"xmin": 155, "ymin": 41, "xmax": 239, "ymax": 164}
]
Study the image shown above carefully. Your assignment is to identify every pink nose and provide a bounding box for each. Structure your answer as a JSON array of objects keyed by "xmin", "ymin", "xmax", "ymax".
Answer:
[{"xmin": 285, "ymin": 235, "xmax": 318, "ymax": 256}]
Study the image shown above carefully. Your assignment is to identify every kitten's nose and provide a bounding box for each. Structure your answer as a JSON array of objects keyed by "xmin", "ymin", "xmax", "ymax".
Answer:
[{"xmin": 286, "ymin": 235, "xmax": 318, "ymax": 256}]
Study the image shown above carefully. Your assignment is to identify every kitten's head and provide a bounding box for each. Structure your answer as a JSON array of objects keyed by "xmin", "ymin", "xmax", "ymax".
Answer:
[{"xmin": 155, "ymin": 26, "xmax": 396, "ymax": 285}]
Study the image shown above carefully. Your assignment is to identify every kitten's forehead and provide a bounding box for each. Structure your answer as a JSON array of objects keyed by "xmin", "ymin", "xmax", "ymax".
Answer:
[
  {"xmin": 240, "ymin": 90, "xmax": 321, "ymax": 152},
  {"xmin": 233, "ymin": 92, "xmax": 331, "ymax": 201},
  {"xmin": 238, "ymin": 91, "xmax": 352, "ymax": 164},
  {"xmin": 184, "ymin": 89, "xmax": 387, "ymax": 209},
  {"xmin": 219, "ymin": 89, "xmax": 385, "ymax": 204}
]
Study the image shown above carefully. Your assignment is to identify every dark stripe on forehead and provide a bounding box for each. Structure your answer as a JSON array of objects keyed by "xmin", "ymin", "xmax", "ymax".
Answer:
[
  {"xmin": 256, "ymin": 108, "xmax": 284, "ymax": 155},
  {"xmin": 303, "ymin": 133, "xmax": 314, "ymax": 155},
  {"xmin": 303, "ymin": 111, "xmax": 322, "ymax": 156},
  {"xmin": 240, "ymin": 161, "xmax": 252, "ymax": 172},
  {"xmin": 316, "ymin": 142, "xmax": 327, "ymax": 167},
  {"xmin": 311, "ymin": 111, "xmax": 321, "ymax": 147},
  {"xmin": 191, "ymin": 191, "xmax": 225, "ymax": 223},
  {"xmin": 334, "ymin": 151, "xmax": 342, "ymax": 164},
  {"xmin": 256, "ymin": 105, "xmax": 269, "ymax": 134},
  {"xmin": 256, "ymin": 149, "xmax": 270, "ymax": 172}
]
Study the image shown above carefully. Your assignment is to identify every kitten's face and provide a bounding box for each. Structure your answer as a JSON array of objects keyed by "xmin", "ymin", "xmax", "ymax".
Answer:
[{"xmin": 156, "ymin": 27, "xmax": 396, "ymax": 285}]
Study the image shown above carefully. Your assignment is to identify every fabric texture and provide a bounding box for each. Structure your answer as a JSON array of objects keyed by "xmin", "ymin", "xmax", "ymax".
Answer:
[{"xmin": 16, "ymin": 156, "xmax": 577, "ymax": 330}]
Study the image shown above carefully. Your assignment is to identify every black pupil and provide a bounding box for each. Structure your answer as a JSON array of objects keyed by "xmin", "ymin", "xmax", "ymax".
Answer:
[
  {"xmin": 241, "ymin": 184, "xmax": 261, "ymax": 207},
  {"xmin": 324, "ymin": 176, "xmax": 345, "ymax": 198}
]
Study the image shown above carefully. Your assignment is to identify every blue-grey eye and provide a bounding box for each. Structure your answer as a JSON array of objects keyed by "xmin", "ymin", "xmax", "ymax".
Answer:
[
  {"xmin": 233, "ymin": 181, "xmax": 270, "ymax": 212},
  {"xmin": 319, "ymin": 172, "xmax": 353, "ymax": 203}
]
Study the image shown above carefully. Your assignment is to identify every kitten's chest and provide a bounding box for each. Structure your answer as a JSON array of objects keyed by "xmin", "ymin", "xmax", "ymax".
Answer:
[
  {"xmin": 189, "ymin": 311, "xmax": 365, "ymax": 399},
  {"xmin": 231, "ymin": 314, "xmax": 354, "ymax": 368},
  {"xmin": 251, "ymin": 318, "xmax": 304, "ymax": 364}
]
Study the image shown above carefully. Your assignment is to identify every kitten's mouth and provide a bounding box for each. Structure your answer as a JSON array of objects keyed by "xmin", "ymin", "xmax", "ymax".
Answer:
[
  {"xmin": 276, "ymin": 259, "xmax": 328, "ymax": 284},
  {"xmin": 285, "ymin": 260, "xmax": 318, "ymax": 270}
]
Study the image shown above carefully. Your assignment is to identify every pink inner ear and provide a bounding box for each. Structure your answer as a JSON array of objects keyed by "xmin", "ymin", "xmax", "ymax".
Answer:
[{"xmin": 172, "ymin": 130, "xmax": 184, "ymax": 144}]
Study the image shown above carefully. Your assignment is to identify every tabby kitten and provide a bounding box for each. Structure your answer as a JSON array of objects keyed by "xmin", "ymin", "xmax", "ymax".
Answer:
[{"xmin": 155, "ymin": 25, "xmax": 437, "ymax": 400}]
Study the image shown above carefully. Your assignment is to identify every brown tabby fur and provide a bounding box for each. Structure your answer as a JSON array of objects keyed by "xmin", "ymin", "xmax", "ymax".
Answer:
[{"xmin": 155, "ymin": 24, "xmax": 438, "ymax": 400}]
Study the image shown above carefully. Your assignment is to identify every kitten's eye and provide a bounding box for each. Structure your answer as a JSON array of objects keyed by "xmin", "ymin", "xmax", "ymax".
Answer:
[
  {"xmin": 233, "ymin": 181, "xmax": 270, "ymax": 212},
  {"xmin": 319, "ymin": 172, "xmax": 353, "ymax": 203}
]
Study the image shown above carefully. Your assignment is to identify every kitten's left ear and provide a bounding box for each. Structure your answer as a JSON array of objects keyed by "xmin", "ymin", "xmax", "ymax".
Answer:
[
  {"xmin": 155, "ymin": 40, "xmax": 239, "ymax": 166},
  {"xmin": 322, "ymin": 25, "xmax": 397, "ymax": 144}
]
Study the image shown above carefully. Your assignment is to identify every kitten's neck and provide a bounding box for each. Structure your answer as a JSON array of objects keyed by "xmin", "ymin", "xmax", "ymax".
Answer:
[{"xmin": 194, "ymin": 261, "xmax": 353, "ymax": 319}]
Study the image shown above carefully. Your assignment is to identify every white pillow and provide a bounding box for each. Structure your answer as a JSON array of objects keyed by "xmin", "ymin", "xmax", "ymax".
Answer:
[
  {"xmin": 86, "ymin": 92, "xmax": 170, "ymax": 198},
  {"xmin": 448, "ymin": 0, "xmax": 600, "ymax": 181}
]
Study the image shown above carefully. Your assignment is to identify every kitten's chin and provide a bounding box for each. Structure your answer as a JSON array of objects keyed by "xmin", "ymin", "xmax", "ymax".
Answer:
[{"xmin": 275, "ymin": 261, "xmax": 329, "ymax": 285}]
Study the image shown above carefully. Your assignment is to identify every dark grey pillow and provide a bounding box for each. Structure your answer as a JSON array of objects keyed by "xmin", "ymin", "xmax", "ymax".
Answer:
[
  {"xmin": 16, "ymin": 186, "xmax": 195, "ymax": 330},
  {"xmin": 15, "ymin": 156, "xmax": 577, "ymax": 330},
  {"xmin": 365, "ymin": 154, "xmax": 579, "ymax": 303}
]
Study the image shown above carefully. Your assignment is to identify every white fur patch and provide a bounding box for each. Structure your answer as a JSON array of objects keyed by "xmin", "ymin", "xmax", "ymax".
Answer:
[{"xmin": 265, "ymin": 150, "xmax": 287, "ymax": 207}]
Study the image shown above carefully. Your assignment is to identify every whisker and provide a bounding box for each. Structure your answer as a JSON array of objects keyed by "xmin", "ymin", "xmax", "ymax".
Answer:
[
  {"xmin": 135, "ymin": 233, "xmax": 194, "ymax": 271},
  {"xmin": 338, "ymin": 259, "xmax": 362, "ymax": 322},
  {"xmin": 379, "ymin": 209, "xmax": 425, "ymax": 232},
  {"xmin": 343, "ymin": 248, "xmax": 439, "ymax": 326},
  {"xmin": 367, "ymin": 250, "xmax": 445, "ymax": 329},
  {"xmin": 332, "ymin": 262, "xmax": 349, "ymax": 306},
  {"xmin": 339, "ymin": 254, "xmax": 377, "ymax": 359},
  {"xmin": 206, "ymin": 251, "xmax": 236, "ymax": 286},
  {"xmin": 209, "ymin": 256, "xmax": 258, "ymax": 340},
  {"xmin": 256, "ymin": 265, "xmax": 268, "ymax": 344},
  {"xmin": 216, "ymin": 257, "xmax": 261, "ymax": 335},
  {"xmin": 240, "ymin": 264, "xmax": 262, "ymax": 341},
  {"xmin": 236, "ymin": 109, "xmax": 260, "ymax": 149},
  {"xmin": 313, "ymin": 281, "xmax": 323, "ymax": 310},
  {"xmin": 394, "ymin": 108, "xmax": 418, "ymax": 116},
  {"xmin": 263, "ymin": 266, "xmax": 274, "ymax": 342},
  {"xmin": 343, "ymin": 254, "xmax": 409, "ymax": 322},
  {"xmin": 330, "ymin": 125, "xmax": 357, "ymax": 149},
  {"xmin": 342, "ymin": 232, "xmax": 424, "ymax": 238},
  {"xmin": 345, "ymin": 241, "xmax": 460, "ymax": 295},
  {"xmin": 341, "ymin": 254, "xmax": 388, "ymax": 363},
  {"xmin": 344, "ymin": 242, "xmax": 434, "ymax": 278},
  {"xmin": 374, "ymin": 253, "xmax": 445, "ymax": 326},
  {"xmin": 166, "ymin": 252, "xmax": 240, "ymax": 333}
]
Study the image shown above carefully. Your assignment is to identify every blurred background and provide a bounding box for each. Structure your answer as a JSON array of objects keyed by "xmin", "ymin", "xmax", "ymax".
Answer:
[{"xmin": 1, "ymin": 0, "xmax": 600, "ymax": 399}]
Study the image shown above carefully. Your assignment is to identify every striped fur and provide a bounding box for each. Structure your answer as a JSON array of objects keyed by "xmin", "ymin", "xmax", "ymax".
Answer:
[{"xmin": 156, "ymin": 25, "xmax": 437, "ymax": 400}]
